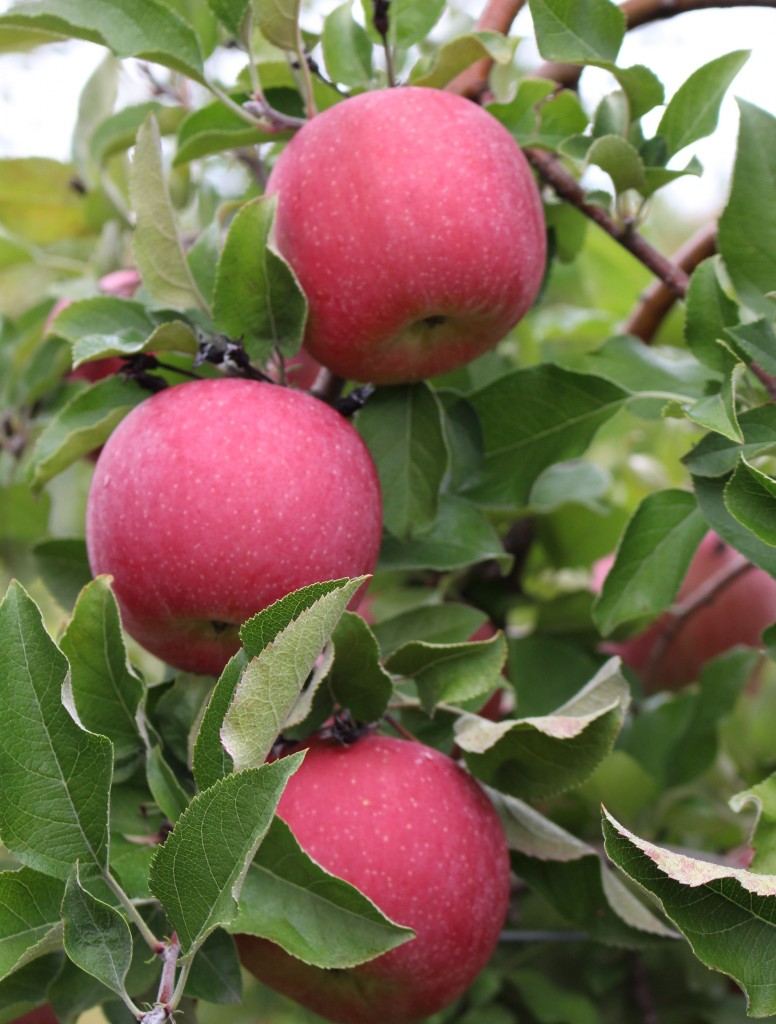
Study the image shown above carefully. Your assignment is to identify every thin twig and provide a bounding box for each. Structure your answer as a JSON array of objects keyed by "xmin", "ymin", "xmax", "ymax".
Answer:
[
  {"xmin": 384, "ymin": 713, "xmax": 422, "ymax": 743},
  {"xmin": 525, "ymin": 147, "xmax": 690, "ymax": 297},
  {"xmin": 625, "ymin": 223, "xmax": 716, "ymax": 341},
  {"xmin": 446, "ymin": 0, "xmax": 526, "ymax": 99},
  {"xmin": 103, "ymin": 870, "xmax": 164, "ymax": 954}
]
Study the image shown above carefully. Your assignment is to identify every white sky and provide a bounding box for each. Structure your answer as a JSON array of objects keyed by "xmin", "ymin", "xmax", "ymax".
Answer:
[{"xmin": 0, "ymin": 2, "xmax": 774, "ymax": 219}]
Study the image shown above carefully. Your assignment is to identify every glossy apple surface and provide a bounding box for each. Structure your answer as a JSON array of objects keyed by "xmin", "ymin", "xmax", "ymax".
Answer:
[
  {"xmin": 86, "ymin": 378, "xmax": 382, "ymax": 675},
  {"xmin": 594, "ymin": 532, "xmax": 776, "ymax": 689},
  {"xmin": 237, "ymin": 733, "xmax": 510, "ymax": 1024},
  {"xmin": 266, "ymin": 86, "xmax": 546, "ymax": 384}
]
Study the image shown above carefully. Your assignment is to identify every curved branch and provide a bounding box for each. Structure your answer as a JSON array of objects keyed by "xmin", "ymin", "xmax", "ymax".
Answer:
[
  {"xmin": 625, "ymin": 222, "xmax": 716, "ymax": 341},
  {"xmin": 525, "ymin": 147, "xmax": 690, "ymax": 296},
  {"xmin": 446, "ymin": 0, "xmax": 526, "ymax": 99}
]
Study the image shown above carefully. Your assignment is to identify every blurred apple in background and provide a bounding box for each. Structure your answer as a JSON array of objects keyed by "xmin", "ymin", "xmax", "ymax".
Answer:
[{"xmin": 593, "ymin": 532, "xmax": 776, "ymax": 690}]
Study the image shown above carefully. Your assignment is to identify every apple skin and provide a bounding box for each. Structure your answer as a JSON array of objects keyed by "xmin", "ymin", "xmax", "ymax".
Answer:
[
  {"xmin": 86, "ymin": 378, "xmax": 382, "ymax": 675},
  {"xmin": 8, "ymin": 1008, "xmax": 58, "ymax": 1024},
  {"xmin": 593, "ymin": 532, "xmax": 776, "ymax": 690},
  {"xmin": 265, "ymin": 86, "xmax": 546, "ymax": 385},
  {"xmin": 237, "ymin": 733, "xmax": 510, "ymax": 1024}
]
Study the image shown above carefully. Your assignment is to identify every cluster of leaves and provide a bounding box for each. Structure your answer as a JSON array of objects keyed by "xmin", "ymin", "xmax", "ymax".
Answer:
[{"xmin": 1, "ymin": 0, "xmax": 776, "ymax": 1021}]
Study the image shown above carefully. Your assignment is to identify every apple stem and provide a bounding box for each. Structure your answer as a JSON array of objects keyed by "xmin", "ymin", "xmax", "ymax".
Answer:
[
  {"xmin": 384, "ymin": 712, "xmax": 422, "ymax": 743},
  {"xmin": 372, "ymin": 1, "xmax": 396, "ymax": 86},
  {"xmin": 643, "ymin": 557, "xmax": 757, "ymax": 688}
]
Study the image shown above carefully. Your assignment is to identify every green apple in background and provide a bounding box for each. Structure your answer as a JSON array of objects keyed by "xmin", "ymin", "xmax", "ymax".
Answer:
[{"xmin": 266, "ymin": 86, "xmax": 546, "ymax": 385}]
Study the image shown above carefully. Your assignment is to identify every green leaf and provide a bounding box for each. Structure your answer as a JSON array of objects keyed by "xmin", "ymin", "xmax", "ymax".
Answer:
[
  {"xmin": 91, "ymin": 102, "xmax": 184, "ymax": 166},
  {"xmin": 59, "ymin": 577, "xmax": 145, "ymax": 766},
  {"xmin": 529, "ymin": 460, "xmax": 609, "ymax": 513},
  {"xmin": 230, "ymin": 816, "xmax": 414, "ymax": 966},
  {"xmin": 379, "ymin": 494, "xmax": 511, "ymax": 572},
  {"xmin": 0, "ymin": 582, "xmax": 112, "ymax": 879},
  {"xmin": 0, "ymin": 484, "xmax": 50, "ymax": 543},
  {"xmin": 727, "ymin": 318, "xmax": 776, "ymax": 377},
  {"xmin": 507, "ymin": 635, "xmax": 603, "ymax": 717},
  {"xmin": 222, "ymin": 577, "xmax": 365, "ymax": 771},
  {"xmin": 490, "ymin": 790, "xmax": 675, "ymax": 946},
  {"xmin": 683, "ymin": 362, "xmax": 744, "ymax": 444},
  {"xmin": 693, "ymin": 472, "xmax": 776, "ymax": 577},
  {"xmin": 0, "ymin": 0, "xmax": 205, "ymax": 82},
  {"xmin": 528, "ymin": 0, "xmax": 624, "ymax": 64},
  {"xmin": 730, "ymin": 772, "xmax": 776, "ymax": 874},
  {"xmin": 373, "ymin": 604, "xmax": 488, "ymax": 660},
  {"xmin": 0, "ymin": 158, "xmax": 90, "ymax": 245},
  {"xmin": 174, "ymin": 100, "xmax": 277, "ymax": 166},
  {"xmin": 212, "ymin": 194, "xmax": 307, "ymax": 361},
  {"xmin": 593, "ymin": 490, "xmax": 707, "ymax": 636},
  {"xmin": 592, "ymin": 91, "xmax": 629, "ymax": 138},
  {"xmin": 656, "ymin": 50, "xmax": 749, "ymax": 158},
  {"xmin": 455, "ymin": 659, "xmax": 629, "ymax": 800},
  {"xmin": 587, "ymin": 134, "xmax": 646, "ymax": 193},
  {"xmin": 718, "ymin": 100, "xmax": 776, "ymax": 317},
  {"xmin": 359, "ymin": 0, "xmax": 445, "ymax": 49},
  {"xmin": 725, "ymin": 456, "xmax": 776, "ymax": 545},
  {"xmin": 386, "ymin": 632, "xmax": 507, "ymax": 715},
  {"xmin": 322, "ymin": 1, "xmax": 373, "ymax": 88},
  {"xmin": 192, "ymin": 653, "xmax": 245, "ymax": 792},
  {"xmin": 685, "ymin": 405, "xmax": 776, "ymax": 478},
  {"xmin": 603, "ymin": 807, "xmax": 776, "ymax": 1017},
  {"xmin": 62, "ymin": 868, "xmax": 133, "ymax": 1000},
  {"xmin": 0, "ymin": 869, "xmax": 65, "ymax": 982},
  {"xmin": 27, "ymin": 375, "xmax": 147, "ymax": 490},
  {"xmin": 462, "ymin": 366, "xmax": 627, "ymax": 510},
  {"xmin": 149, "ymin": 754, "xmax": 304, "ymax": 957},
  {"xmin": 357, "ymin": 383, "xmax": 449, "ymax": 541},
  {"xmin": 206, "ymin": 0, "xmax": 249, "ymax": 37},
  {"xmin": 129, "ymin": 115, "xmax": 206, "ymax": 312},
  {"xmin": 622, "ymin": 648, "xmax": 759, "ymax": 788},
  {"xmin": 411, "ymin": 31, "xmax": 516, "ymax": 90},
  {"xmin": 253, "ymin": 0, "xmax": 301, "ymax": 51},
  {"xmin": 72, "ymin": 54, "xmax": 119, "ymax": 182},
  {"xmin": 184, "ymin": 928, "xmax": 243, "ymax": 1004},
  {"xmin": 146, "ymin": 745, "xmax": 190, "ymax": 824},
  {"xmin": 32, "ymin": 538, "xmax": 92, "ymax": 612},
  {"xmin": 329, "ymin": 612, "xmax": 393, "ymax": 723},
  {"xmin": 684, "ymin": 256, "xmax": 740, "ymax": 374},
  {"xmin": 610, "ymin": 64, "xmax": 664, "ymax": 119}
]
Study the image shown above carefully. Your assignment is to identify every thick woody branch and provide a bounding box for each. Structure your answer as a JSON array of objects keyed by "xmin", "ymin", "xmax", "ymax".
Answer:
[
  {"xmin": 525, "ymin": 146, "xmax": 690, "ymax": 296},
  {"xmin": 446, "ymin": 0, "xmax": 526, "ymax": 99},
  {"xmin": 625, "ymin": 223, "xmax": 716, "ymax": 340}
]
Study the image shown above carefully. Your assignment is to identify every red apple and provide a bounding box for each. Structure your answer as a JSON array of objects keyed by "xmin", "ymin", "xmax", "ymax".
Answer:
[
  {"xmin": 85, "ymin": 378, "xmax": 382, "ymax": 675},
  {"xmin": 265, "ymin": 86, "xmax": 546, "ymax": 384},
  {"xmin": 237, "ymin": 733, "xmax": 510, "ymax": 1024},
  {"xmin": 8, "ymin": 1008, "xmax": 58, "ymax": 1024},
  {"xmin": 593, "ymin": 532, "xmax": 776, "ymax": 690}
]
